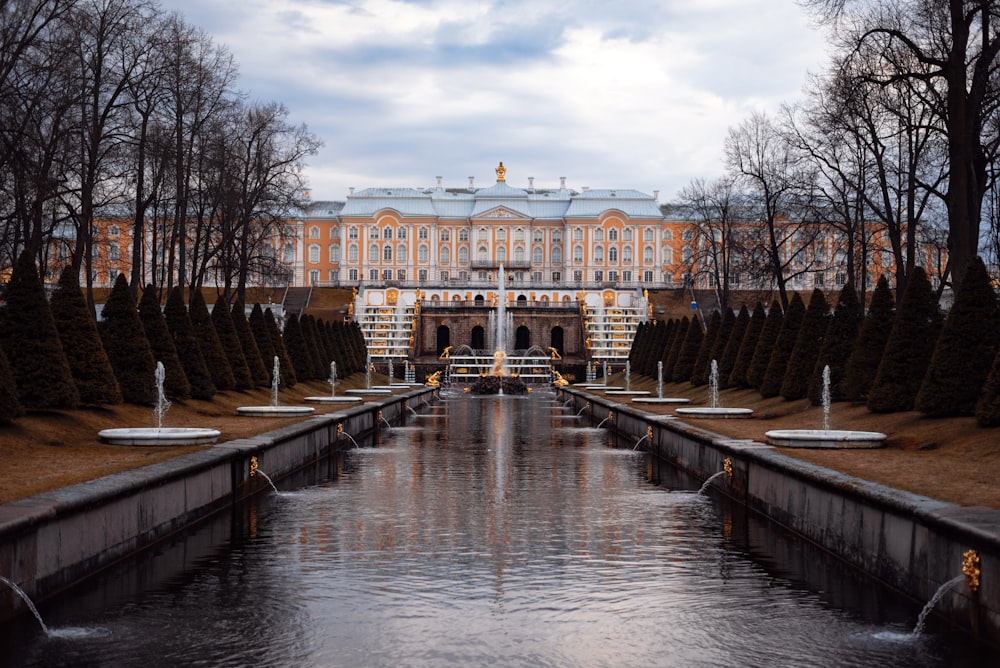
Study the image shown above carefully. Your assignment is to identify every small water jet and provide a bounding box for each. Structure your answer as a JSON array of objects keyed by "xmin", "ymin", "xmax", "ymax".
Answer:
[
  {"xmin": 605, "ymin": 360, "xmax": 650, "ymax": 396},
  {"xmin": 98, "ymin": 361, "xmax": 221, "ymax": 445},
  {"xmin": 337, "ymin": 423, "xmax": 361, "ymax": 448},
  {"xmin": 765, "ymin": 365, "xmax": 886, "ymax": 448},
  {"xmin": 632, "ymin": 426, "xmax": 653, "ymax": 451},
  {"xmin": 378, "ymin": 411, "xmax": 393, "ymax": 432},
  {"xmin": 697, "ymin": 459, "xmax": 733, "ymax": 494},
  {"xmin": 576, "ymin": 401, "xmax": 591, "ymax": 417},
  {"xmin": 237, "ymin": 357, "xmax": 315, "ymax": 416},
  {"xmin": 674, "ymin": 360, "xmax": 753, "ymax": 418},
  {"xmin": 912, "ymin": 575, "xmax": 966, "ymax": 636},
  {"xmin": 249, "ymin": 456, "xmax": 280, "ymax": 494},
  {"xmin": 595, "ymin": 410, "xmax": 614, "ymax": 429},
  {"xmin": 0, "ymin": 576, "xmax": 49, "ymax": 636},
  {"xmin": 632, "ymin": 361, "xmax": 690, "ymax": 404},
  {"xmin": 305, "ymin": 361, "xmax": 362, "ymax": 404}
]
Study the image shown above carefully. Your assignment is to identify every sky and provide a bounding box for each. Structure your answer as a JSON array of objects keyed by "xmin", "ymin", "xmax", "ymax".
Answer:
[{"xmin": 159, "ymin": 0, "xmax": 833, "ymax": 203}]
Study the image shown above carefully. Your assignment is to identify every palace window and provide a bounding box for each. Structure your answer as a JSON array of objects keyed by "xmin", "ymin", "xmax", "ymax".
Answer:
[
  {"xmin": 497, "ymin": 245, "xmax": 506, "ymax": 263},
  {"xmin": 608, "ymin": 247, "xmax": 618, "ymax": 263},
  {"xmin": 497, "ymin": 228, "xmax": 506, "ymax": 241},
  {"xmin": 663, "ymin": 229, "xmax": 673, "ymax": 241},
  {"xmin": 514, "ymin": 228, "xmax": 524, "ymax": 242},
  {"xmin": 608, "ymin": 228, "xmax": 618, "ymax": 242},
  {"xmin": 329, "ymin": 269, "xmax": 339, "ymax": 281},
  {"xmin": 609, "ymin": 271, "xmax": 619, "ymax": 282},
  {"xmin": 478, "ymin": 227, "xmax": 488, "ymax": 242},
  {"xmin": 440, "ymin": 271, "xmax": 449, "ymax": 281},
  {"xmin": 552, "ymin": 246, "xmax": 562, "ymax": 264},
  {"xmin": 383, "ymin": 244, "xmax": 392, "ymax": 261},
  {"xmin": 682, "ymin": 246, "xmax": 693, "ymax": 264},
  {"xmin": 348, "ymin": 226, "xmax": 359, "ymax": 239},
  {"xmin": 682, "ymin": 228, "xmax": 694, "ymax": 241},
  {"xmin": 109, "ymin": 225, "xmax": 120, "ymax": 237},
  {"xmin": 370, "ymin": 226, "xmax": 379, "ymax": 239},
  {"xmin": 459, "ymin": 247, "xmax": 469, "ymax": 264},
  {"xmin": 397, "ymin": 269, "xmax": 406, "ymax": 281},
  {"xmin": 383, "ymin": 269, "xmax": 392, "ymax": 281},
  {"xmin": 658, "ymin": 245, "xmax": 669, "ymax": 264},
  {"xmin": 643, "ymin": 228, "xmax": 654, "ymax": 241},
  {"xmin": 532, "ymin": 272, "xmax": 542, "ymax": 282},
  {"xmin": 477, "ymin": 246, "xmax": 488, "ymax": 262},
  {"xmin": 623, "ymin": 228, "xmax": 633, "ymax": 242},
  {"xmin": 419, "ymin": 269, "xmax": 428, "ymax": 281},
  {"xmin": 348, "ymin": 244, "xmax": 359, "ymax": 262},
  {"xmin": 573, "ymin": 228, "xmax": 583, "ymax": 241},
  {"xmin": 397, "ymin": 243, "xmax": 406, "ymax": 260},
  {"xmin": 349, "ymin": 269, "xmax": 358, "ymax": 281},
  {"xmin": 108, "ymin": 243, "xmax": 120, "ymax": 263},
  {"xmin": 623, "ymin": 270, "xmax": 632, "ymax": 282},
  {"xmin": 398, "ymin": 227, "xmax": 406, "ymax": 239},
  {"xmin": 594, "ymin": 246, "xmax": 604, "ymax": 263},
  {"xmin": 309, "ymin": 244, "xmax": 320, "ymax": 263},
  {"xmin": 383, "ymin": 226, "xmax": 393, "ymax": 240},
  {"xmin": 419, "ymin": 227, "xmax": 429, "ymax": 240},
  {"xmin": 573, "ymin": 270, "xmax": 583, "ymax": 282},
  {"xmin": 573, "ymin": 245, "xmax": 583, "ymax": 263},
  {"xmin": 419, "ymin": 244, "xmax": 429, "ymax": 262},
  {"xmin": 369, "ymin": 244, "xmax": 378, "ymax": 262},
  {"xmin": 329, "ymin": 244, "xmax": 340, "ymax": 262},
  {"xmin": 330, "ymin": 226, "xmax": 340, "ymax": 239},
  {"xmin": 553, "ymin": 231, "xmax": 562, "ymax": 243},
  {"xmin": 370, "ymin": 269, "xmax": 379, "ymax": 281},
  {"xmin": 441, "ymin": 246, "xmax": 450, "ymax": 263},
  {"xmin": 594, "ymin": 270, "xmax": 603, "ymax": 282},
  {"xmin": 514, "ymin": 246, "xmax": 525, "ymax": 263},
  {"xmin": 309, "ymin": 270, "xmax": 319, "ymax": 284},
  {"xmin": 533, "ymin": 246, "xmax": 543, "ymax": 263},
  {"xmin": 458, "ymin": 229, "xmax": 469, "ymax": 242},
  {"xmin": 623, "ymin": 246, "xmax": 633, "ymax": 264},
  {"xmin": 283, "ymin": 243, "xmax": 295, "ymax": 263},
  {"xmin": 440, "ymin": 229, "xmax": 450, "ymax": 241},
  {"xmin": 594, "ymin": 228, "xmax": 604, "ymax": 242},
  {"xmin": 533, "ymin": 229, "xmax": 544, "ymax": 243},
  {"xmin": 643, "ymin": 270, "xmax": 653, "ymax": 282}
]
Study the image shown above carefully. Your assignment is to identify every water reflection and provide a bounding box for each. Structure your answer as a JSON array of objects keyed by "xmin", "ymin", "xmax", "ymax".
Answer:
[{"xmin": 0, "ymin": 396, "xmax": 995, "ymax": 666}]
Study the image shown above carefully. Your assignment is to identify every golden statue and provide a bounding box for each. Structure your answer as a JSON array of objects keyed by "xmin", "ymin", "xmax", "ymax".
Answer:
[
  {"xmin": 553, "ymin": 371, "xmax": 569, "ymax": 387},
  {"xmin": 425, "ymin": 371, "xmax": 442, "ymax": 387},
  {"xmin": 547, "ymin": 346, "xmax": 561, "ymax": 360},
  {"xmin": 439, "ymin": 346, "xmax": 452, "ymax": 360},
  {"xmin": 495, "ymin": 161, "xmax": 507, "ymax": 182}
]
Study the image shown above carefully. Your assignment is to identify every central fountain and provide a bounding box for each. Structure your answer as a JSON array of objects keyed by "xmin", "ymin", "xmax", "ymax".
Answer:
[
  {"xmin": 765, "ymin": 365, "xmax": 885, "ymax": 448},
  {"xmin": 470, "ymin": 264, "xmax": 527, "ymax": 395},
  {"xmin": 305, "ymin": 361, "xmax": 362, "ymax": 404},
  {"xmin": 98, "ymin": 362, "xmax": 221, "ymax": 445},
  {"xmin": 674, "ymin": 359, "xmax": 753, "ymax": 419},
  {"xmin": 237, "ymin": 357, "xmax": 315, "ymax": 417},
  {"xmin": 633, "ymin": 360, "xmax": 691, "ymax": 405}
]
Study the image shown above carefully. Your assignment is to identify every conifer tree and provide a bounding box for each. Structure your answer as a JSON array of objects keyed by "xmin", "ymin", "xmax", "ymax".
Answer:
[
  {"xmin": 760, "ymin": 293, "xmax": 805, "ymax": 398},
  {"xmin": 50, "ymin": 265, "xmax": 121, "ymax": 405},
  {"xmin": 0, "ymin": 341, "xmax": 24, "ymax": 422},
  {"xmin": 662, "ymin": 318, "xmax": 688, "ymax": 381},
  {"xmin": 351, "ymin": 321, "xmax": 368, "ymax": 373},
  {"xmin": 691, "ymin": 311, "xmax": 721, "ymax": 386},
  {"xmin": 650, "ymin": 320, "xmax": 674, "ymax": 377},
  {"xmin": 190, "ymin": 290, "xmax": 235, "ymax": 391},
  {"xmin": 302, "ymin": 314, "xmax": 328, "ymax": 377},
  {"xmin": 730, "ymin": 303, "xmax": 766, "ymax": 388},
  {"xmin": 249, "ymin": 303, "xmax": 276, "ymax": 371},
  {"xmin": 745, "ymin": 301, "xmax": 783, "ymax": 390},
  {"xmin": 868, "ymin": 267, "xmax": 942, "ymax": 413},
  {"xmin": 780, "ymin": 289, "xmax": 829, "ymax": 401},
  {"xmin": 629, "ymin": 321, "xmax": 648, "ymax": 367},
  {"xmin": 232, "ymin": 301, "xmax": 269, "ymax": 387},
  {"xmin": 0, "ymin": 251, "xmax": 78, "ymax": 409},
  {"xmin": 976, "ymin": 349, "xmax": 1000, "ymax": 426},
  {"xmin": 842, "ymin": 275, "xmax": 895, "ymax": 402},
  {"xmin": 139, "ymin": 284, "xmax": 191, "ymax": 400},
  {"xmin": 808, "ymin": 283, "xmax": 861, "ymax": 405},
  {"xmin": 99, "ymin": 274, "xmax": 157, "ymax": 405},
  {"xmin": 916, "ymin": 257, "xmax": 999, "ymax": 416},
  {"xmin": 265, "ymin": 308, "xmax": 297, "ymax": 386},
  {"xmin": 163, "ymin": 286, "xmax": 216, "ymax": 401},
  {"xmin": 718, "ymin": 305, "xmax": 750, "ymax": 388},
  {"xmin": 212, "ymin": 295, "xmax": 253, "ymax": 390},
  {"xmin": 283, "ymin": 313, "xmax": 314, "ymax": 381},
  {"xmin": 330, "ymin": 319, "xmax": 351, "ymax": 377},
  {"xmin": 672, "ymin": 317, "xmax": 704, "ymax": 383},
  {"xmin": 318, "ymin": 319, "xmax": 337, "ymax": 375}
]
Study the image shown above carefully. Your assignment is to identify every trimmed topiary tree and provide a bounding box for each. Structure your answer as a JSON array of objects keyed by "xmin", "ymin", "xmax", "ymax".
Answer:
[
  {"xmin": 916, "ymin": 257, "xmax": 1000, "ymax": 417},
  {"xmin": 249, "ymin": 303, "xmax": 276, "ymax": 371},
  {"xmin": 842, "ymin": 275, "xmax": 895, "ymax": 402},
  {"xmin": 265, "ymin": 308, "xmax": 296, "ymax": 386},
  {"xmin": 302, "ymin": 314, "xmax": 328, "ymax": 378},
  {"xmin": 691, "ymin": 311, "xmax": 721, "ymax": 386},
  {"xmin": 662, "ymin": 317, "xmax": 689, "ymax": 381},
  {"xmin": 976, "ymin": 348, "xmax": 1000, "ymax": 426},
  {"xmin": 163, "ymin": 286, "xmax": 216, "ymax": 401},
  {"xmin": 730, "ymin": 303, "xmax": 767, "ymax": 389},
  {"xmin": 283, "ymin": 313, "xmax": 314, "ymax": 381},
  {"xmin": 780, "ymin": 289, "xmax": 830, "ymax": 401},
  {"xmin": 808, "ymin": 283, "xmax": 861, "ymax": 405},
  {"xmin": 99, "ymin": 274, "xmax": 157, "ymax": 405},
  {"xmin": 867, "ymin": 267, "xmax": 942, "ymax": 413},
  {"xmin": 745, "ymin": 300, "xmax": 783, "ymax": 391},
  {"xmin": 232, "ymin": 301, "xmax": 269, "ymax": 387},
  {"xmin": 718, "ymin": 305, "xmax": 750, "ymax": 389},
  {"xmin": 672, "ymin": 317, "xmax": 704, "ymax": 383},
  {"xmin": 0, "ymin": 340, "xmax": 24, "ymax": 422},
  {"xmin": 139, "ymin": 284, "xmax": 191, "ymax": 400},
  {"xmin": 50, "ymin": 265, "xmax": 121, "ymax": 406},
  {"xmin": 761, "ymin": 293, "xmax": 805, "ymax": 398},
  {"xmin": 190, "ymin": 290, "xmax": 235, "ymax": 392},
  {"xmin": 212, "ymin": 294, "xmax": 253, "ymax": 390},
  {"xmin": 0, "ymin": 251, "xmax": 79, "ymax": 409}
]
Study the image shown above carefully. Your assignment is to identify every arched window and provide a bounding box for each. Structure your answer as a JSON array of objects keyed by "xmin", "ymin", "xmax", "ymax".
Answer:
[
  {"xmin": 330, "ymin": 226, "xmax": 340, "ymax": 239},
  {"xmin": 309, "ymin": 226, "xmax": 320, "ymax": 239},
  {"xmin": 478, "ymin": 227, "xmax": 488, "ymax": 242},
  {"xmin": 682, "ymin": 245, "xmax": 694, "ymax": 264},
  {"xmin": 623, "ymin": 246, "xmax": 633, "ymax": 263},
  {"xmin": 348, "ymin": 226, "xmax": 359, "ymax": 239},
  {"xmin": 514, "ymin": 246, "xmax": 525, "ymax": 263},
  {"xmin": 383, "ymin": 226, "xmax": 393, "ymax": 240},
  {"xmin": 553, "ymin": 231, "xmax": 562, "ymax": 243},
  {"xmin": 533, "ymin": 246, "xmax": 543, "ymax": 263},
  {"xmin": 608, "ymin": 247, "xmax": 618, "ymax": 263},
  {"xmin": 369, "ymin": 244, "xmax": 378, "ymax": 262},
  {"xmin": 458, "ymin": 229, "xmax": 469, "ymax": 242},
  {"xmin": 370, "ymin": 226, "xmax": 379, "ymax": 239},
  {"xmin": 573, "ymin": 245, "xmax": 583, "ymax": 262},
  {"xmin": 308, "ymin": 244, "xmax": 320, "ymax": 263},
  {"xmin": 419, "ymin": 244, "xmax": 429, "ymax": 262},
  {"xmin": 573, "ymin": 227, "xmax": 583, "ymax": 241},
  {"xmin": 497, "ymin": 245, "xmax": 506, "ymax": 263},
  {"xmin": 397, "ymin": 243, "xmax": 406, "ymax": 261},
  {"xmin": 459, "ymin": 247, "xmax": 469, "ymax": 264},
  {"xmin": 348, "ymin": 244, "xmax": 359, "ymax": 262},
  {"xmin": 329, "ymin": 244, "xmax": 340, "ymax": 262},
  {"xmin": 497, "ymin": 228, "xmax": 506, "ymax": 241},
  {"xmin": 643, "ymin": 228, "xmax": 654, "ymax": 241},
  {"xmin": 514, "ymin": 228, "xmax": 524, "ymax": 241},
  {"xmin": 662, "ymin": 229, "xmax": 673, "ymax": 241},
  {"xmin": 108, "ymin": 243, "xmax": 120, "ymax": 262},
  {"xmin": 608, "ymin": 228, "xmax": 618, "ymax": 241},
  {"xmin": 440, "ymin": 229, "xmax": 450, "ymax": 241},
  {"xmin": 594, "ymin": 246, "xmax": 604, "ymax": 263},
  {"xmin": 682, "ymin": 228, "xmax": 694, "ymax": 241},
  {"xmin": 477, "ymin": 245, "xmax": 488, "ymax": 261},
  {"xmin": 623, "ymin": 228, "xmax": 632, "ymax": 242},
  {"xmin": 440, "ymin": 246, "xmax": 450, "ymax": 263},
  {"xmin": 552, "ymin": 246, "xmax": 562, "ymax": 264},
  {"xmin": 283, "ymin": 243, "xmax": 295, "ymax": 263},
  {"xmin": 594, "ymin": 228, "xmax": 604, "ymax": 242},
  {"xmin": 418, "ymin": 226, "xmax": 429, "ymax": 240},
  {"xmin": 383, "ymin": 244, "xmax": 393, "ymax": 261},
  {"xmin": 658, "ymin": 245, "xmax": 669, "ymax": 264},
  {"xmin": 533, "ymin": 229, "xmax": 544, "ymax": 243}
]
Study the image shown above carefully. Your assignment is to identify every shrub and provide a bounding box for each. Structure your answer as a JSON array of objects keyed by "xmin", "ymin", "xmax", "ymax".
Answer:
[
  {"xmin": 0, "ymin": 341, "xmax": 24, "ymax": 422},
  {"xmin": 745, "ymin": 300, "xmax": 783, "ymax": 391},
  {"xmin": 190, "ymin": 290, "xmax": 235, "ymax": 391},
  {"xmin": 808, "ymin": 283, "xmax": 861, "ymax": 405},
  {"xmin": 50, "ymin": 265, "xmax": 121, "ymax": 405},
  {"xmin": 265, "ymin": 308, "xmax": 297, "ymax": 386},
  {"xmin": 842, "ymin": 275, "xmax": 895, "ymax": 402},
  {"xmin": 691, "ymin": 311, "xmax": 721, "ymax": 386},
  {"xmin": 672, "ymin": 317, "xmax": 704, "ymax": 383},
  {"xmin": 780, "ymin": 289, "xmax": 830, "ymax": 401},
  {"xmin": 212, "ymin": 295, "xmax": 253, "ymax": 390},
  {"xmin": 139, "ymin": 284, "xmax": 191, "ymax": 400},
  {"xmin": 232, "ymin": 300, "xmax": 269, "ymax": 387},
  {"xmin": 717, "ymin": 306, "xmax": 750, "ymax": 389},
  {"xmin": 662, "ymin": 317, "xmax": 689, "ymax": 381},
  {"xmin": 99, "ymin": 274, "xmax": 156, "ymax": 405},
  {"xmin": 163, "ymin": 286, "xmax": 216, "ymax": 401},
  {"xmin": 729, "ymin": 303, "xmax": 766, "ymax": 389}
]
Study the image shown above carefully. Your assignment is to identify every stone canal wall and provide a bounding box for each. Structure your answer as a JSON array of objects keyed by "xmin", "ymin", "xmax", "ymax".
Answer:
[
  {"xmin": 566, "ymin": 389, "xmax": 1000, "ymax": 648},
  {"xmin": 0, "ymin": 388, "xmax": 434, "ymax": 623}
]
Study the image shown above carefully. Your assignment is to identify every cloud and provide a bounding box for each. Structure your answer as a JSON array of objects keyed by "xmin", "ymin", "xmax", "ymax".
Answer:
[{"xmin": 159, "ymin": 0, "xmax": 832, "ymax": 200}]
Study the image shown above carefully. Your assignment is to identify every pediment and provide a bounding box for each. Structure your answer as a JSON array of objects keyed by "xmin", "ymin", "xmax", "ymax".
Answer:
[{"xmin": 474, "ymin": 205, "xmax": 531, "ymax": 221}]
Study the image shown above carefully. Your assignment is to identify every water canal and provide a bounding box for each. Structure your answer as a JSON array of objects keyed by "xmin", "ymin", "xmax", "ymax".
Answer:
[{"xmin": 1, "ymin": 393, "xmax": 994, "ymax": 666}]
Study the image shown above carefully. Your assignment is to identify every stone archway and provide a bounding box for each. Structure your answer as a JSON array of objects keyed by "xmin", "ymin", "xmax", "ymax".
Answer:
[
  {"xmin": 436, "ymin": 325, "xmax": 450, "ymax": 356},
  {"xmin": 515, "ymin": 325, "xmax": 530, "ymax": 350},
  {"xmin": 550, "ymin": 326, "xmax": 564, "ymax": 357},
  {"xmin": 471, "ymin": 326, "xmax": 485, "ymax": 351}
]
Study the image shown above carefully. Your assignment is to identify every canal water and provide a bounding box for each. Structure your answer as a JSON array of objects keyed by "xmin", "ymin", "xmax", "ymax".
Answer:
[{"xmin": 1, "ymin": 393, "xmax": 995, "ymax": 666}]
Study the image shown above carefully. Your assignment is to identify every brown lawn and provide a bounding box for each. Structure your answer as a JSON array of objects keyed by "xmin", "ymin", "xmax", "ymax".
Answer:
[{"xmin": 2, "ymin": 373, "xmax": 999, "ymax": 510}]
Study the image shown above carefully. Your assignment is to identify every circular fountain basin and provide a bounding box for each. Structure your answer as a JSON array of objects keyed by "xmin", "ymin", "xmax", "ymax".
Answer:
[
  {"xmin": 236, "ymin": 406, "xmax": 316, "ymax": 417},
  {"xmin": 631, "ymin": 397, "xmax": 692, "ymax": 405},
  {"xmin": 98, "ymin": 427, "xmax": 221, "ymax": 446},
  {"xmin": 346, "ymin": 389, "xmax": 392, "ymax": 396},
  {"xmin": 304, "ymin": 396, "xmax": 363, "ymax": 404},
  {"xmin": 605, "ymin": 390, "xmax": 651, "ymax": 396},
  {"xmin": 765, "ymin": 429, "xmax": 887, "ymax": 449},
  {"xmin": 674, "ymin": 407, "xmax": 754, "ymax": 419}
]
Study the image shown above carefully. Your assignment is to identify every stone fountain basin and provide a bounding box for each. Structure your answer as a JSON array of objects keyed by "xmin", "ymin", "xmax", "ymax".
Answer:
[
  {"xmin": 675, "ymin": 407, "xmax": 754, "ymax": 419},
  {"xmin": 631, "ymin": 397, "xmax": 691, "ymax": 405},
  {"xmin": 98, "ymin": 428, "xmax": 221, "ymax": 446},
  {"xmin": 304, "ymin": 396, "xmax": 363, "ymax": 404},
  {"xmin": 236, "ymin": 406, "xmax": 316, "ymax": 417},
  {"xmin": 765, "ymin": 429, "xmax": 887, "ymax": 449}
]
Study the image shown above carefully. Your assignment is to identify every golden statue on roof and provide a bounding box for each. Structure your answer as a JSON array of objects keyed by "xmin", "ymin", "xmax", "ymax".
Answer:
[{"xmin": 495, "ymin": 161, "xmax": 506, "ymax": 182}]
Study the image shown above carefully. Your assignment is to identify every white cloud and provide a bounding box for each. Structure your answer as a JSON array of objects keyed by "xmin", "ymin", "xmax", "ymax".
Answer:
[{"xmin": 159, "ymin": 0, "xmax": 832, "ymax": 199}]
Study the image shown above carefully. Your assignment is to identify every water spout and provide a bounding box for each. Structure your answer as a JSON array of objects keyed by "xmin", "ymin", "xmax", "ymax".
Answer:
[
  {"xmin": 595, "ymin": 411, "xmax": 614, "ymax": 429},
  {"xmin": 576, "ymin": 401, "xmax": 590, "ymax": 417},
  {"xmin": 271, "ymin": 356, "xmax": 281, "ymax": 408},
  {"xmin": 697, "ymin": 470, "xmax": 727, "ymax": 495},
  {"xmin": 366, "ymin": 353, "xmax": 373, "ymax": 390},
  {"xmin": 657, "ymin": 360, "xmax": 664, "ymax": 399},
  {"xmin": 378, "ymin": 411, "xmax": 392, "ymax": 432},
  {"xmin": 709, "ymin": 359, "xmax": 720, "ymax": 409},
  {"xmin": 329, "ymin": 361, "xmax": 337, "ymax": 397},
  {"xmin": 822, "ymin": 365, "xmax": 831, "ymax": 431},
  {"xmin": 625, "ymin": 361, "xmax": 631, "ymax": 392},
  {"xmin": 154, "ymin": 361, "xmax": 170, "ymax": 429},
  {"xmin": 912, "ymin": 575, "xmax": 965, "ymax": 636},
  {"xmin": 0, "ymin": 576, "xmax": 49, "ymax": 636},
  {"xmin": 337, "ymin": 423, "xmax": 361, "ymax": 448},
  {"xmin": 633, "ymin": 426, "xmax": 653, "ymax": 451},
  {"xmin": 407, "ymin": 405, "xmax": 419, "ymax": 417}
]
